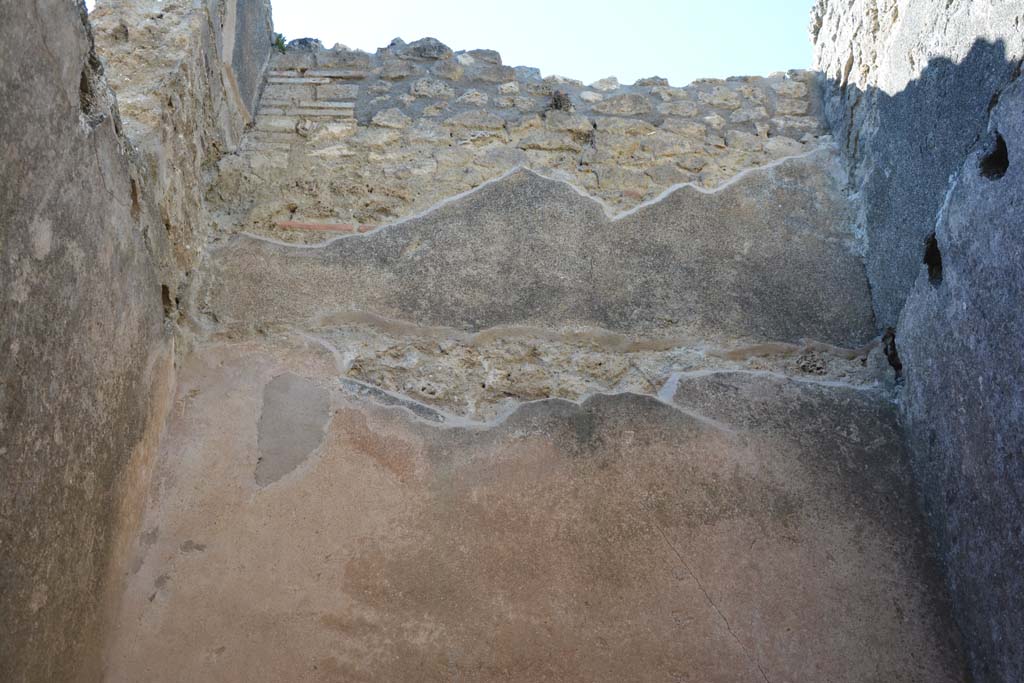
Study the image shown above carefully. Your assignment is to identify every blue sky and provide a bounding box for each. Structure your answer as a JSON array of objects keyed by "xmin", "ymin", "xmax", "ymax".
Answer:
[{"xmin": 86, "ymin": 1, "xmax": 815, "ymax": 87}]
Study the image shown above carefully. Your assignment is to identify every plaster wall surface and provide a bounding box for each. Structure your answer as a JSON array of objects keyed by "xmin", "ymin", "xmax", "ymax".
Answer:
[{"xmin": 0, "ymin": 2, "xmax": 174, "ymax": 679}]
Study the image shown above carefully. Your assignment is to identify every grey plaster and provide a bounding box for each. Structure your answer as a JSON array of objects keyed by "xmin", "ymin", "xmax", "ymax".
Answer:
[
  {"xmin": 200, "ymin": 150, "xmax": 875, "ymax": 347},
  {"xmin": 898, "ymin": 73, "xmax": 1024, "ymax": 682},
  {"xmin": 256, "ymin": 373, "xmax": 330, "ymax": 485},
  {"xmin": 229, "ymin": 0, "xmax": 274, "ymax": 119}
]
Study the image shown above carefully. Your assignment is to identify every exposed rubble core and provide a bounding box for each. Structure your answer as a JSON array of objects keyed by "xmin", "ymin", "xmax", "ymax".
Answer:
[
  {"xmin": 1, "ymin": 1, "xmax": 1021, "ymax": 681},
  {"xmin": 209, "ymin": 40, "xmax": 827, "ymax": 243}
]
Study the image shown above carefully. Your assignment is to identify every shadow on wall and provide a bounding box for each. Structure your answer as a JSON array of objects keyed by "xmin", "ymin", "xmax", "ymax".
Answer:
[{"xmin": 824, "ymin": 38, "xmax": 1024, "ymax": 683}]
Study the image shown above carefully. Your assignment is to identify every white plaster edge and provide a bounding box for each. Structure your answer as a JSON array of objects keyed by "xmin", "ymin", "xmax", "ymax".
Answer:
[{"xmin": 231, "ymin": 144, "xmax": 837, "ymax": 251}]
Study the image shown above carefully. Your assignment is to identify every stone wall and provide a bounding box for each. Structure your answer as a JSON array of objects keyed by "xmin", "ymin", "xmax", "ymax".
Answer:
[
  {"xmin": 90, "ymin": 0, "xmax": 272, "ymax": 305},
  {"xmin": 812, "ymin": 1, "xmax": 1024, "ymax": 680},
  {"xmin": 0, "ymin": 1, "xmax": 175, "ymax": 680},
  {"xmin": 210, "ymin": 38, "xmax": 827, "ymax": 242}
]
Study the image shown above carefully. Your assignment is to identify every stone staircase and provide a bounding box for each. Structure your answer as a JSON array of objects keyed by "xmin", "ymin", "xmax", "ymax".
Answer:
[{"xmin": 101, "ymin": 43, "xmax": 967, "ymax": 683}]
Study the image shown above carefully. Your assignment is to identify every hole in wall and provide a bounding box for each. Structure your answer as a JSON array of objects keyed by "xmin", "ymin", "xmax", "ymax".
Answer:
[
  {"xmin": 161, "ymin": 285, "xmax": 175, "ymax": 319},
  {"xmin": 979, "ymin": 133, "xmax": 1009, "ymax": 180},
  {"xmin": 129, "ymin": 179, "xmax": 142, "ymax": 221},
  {"xmin": 923, "ymin": 232, "xmax": 943, "ymax": 285},
  {"xmin": 78, "ymin": 53, "xmax": 105, "ymax": 128},
  {"xmin": 882, "ymin": 326, "xmax": 903, "ymax": 380}
]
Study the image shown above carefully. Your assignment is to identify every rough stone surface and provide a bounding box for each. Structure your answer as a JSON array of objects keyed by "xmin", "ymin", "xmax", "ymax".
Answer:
[
  {"xmin": 209, "ymin": 41, "xmax": 826, "ymax": 242},
  {"xmin": 0, "ymin": 2, "xmax": 174, "ymax": 679},
  {"xmin": 103, "ymin": 340, "xmax": 964, "ymax": 682},
  {"xmin": 90, "ymin": 0, "xmax": 274, "ymax": 305},
  {"xmin": 4, "ymin": 4, "xmax": 1004, "ymax": 680},
  {"xmin": 812, "ymin": 2, "xmax": 1024, "ymax": 679},
  {"xmin": 811, "ymin": 0, "xmax": 1024, "ymax": 326},
  {"xmin": 897, "ymin": 76, "xmax": 1024, "ymax": 683},
  {"xmin": 199, "ymin": 153, "xmax": 874, "ymax": 348}
]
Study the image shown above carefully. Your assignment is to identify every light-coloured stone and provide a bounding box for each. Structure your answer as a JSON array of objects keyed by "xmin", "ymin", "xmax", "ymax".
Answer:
[
  {"xmin": 410, "ymin": 78, "xmax": 454, "ymax": 99},
  {"xmin": 726, "ymin": 129, "xmax": 764, "ymax": 152},
  {"xmin": 544, "ymin": 110, "xmax": 593, "ymax": 134},
  {"xmin": 772, "ymin": 79, "xmax": 808, "ymax": 98},
  {"xmin": 592, "ymin": 94, "xmax": 652, "ymax": 116},
  {"xmin": 776, "ymin": 98, "xmax": 810, "ymax": 115},
  {"xmin": 518, "ymin": 131, "xmax": 582, "ymax": 152},
  {"xmin": 590, "ymin": 76, "xmax": 620, "ymax": 92},
  {"xmin": 658, "ymin": 101, "xmax": 699, "ymax": 117},
  {"xmin": 456, "ymin": 89, "xmax": 489, "ymax": 106},
  {"xmin": 371, "ymin": 108, "xmax": 412, "ymax": 129},
  {"xmin": 698, "ymin": 86, "xmax": 742, "ymax": 110},
  {"xmin": 446, "ymin": 110, "xmax": 506, "ymax": 130}
]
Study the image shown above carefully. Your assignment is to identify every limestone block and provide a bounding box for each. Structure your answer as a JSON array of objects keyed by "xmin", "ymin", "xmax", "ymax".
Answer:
[
  {"xmin": 316, "ymin": 83, "xmax": 360, "ymax": 101},
  {"xmin": 410, "ymin": 78, "xmax": 455, "ymax": 99},
  {"xmin": 661, "ymin": 118, "xmax": 707, "ymax": 137},
  {"xmin": 446, "ymin": 110, "xmax": 506, "ymax": 130},
  {"xmin": 544, "ymin": 111, "xmax": 593, "ymax": 134},
  {"xmin": 467, "ymin": 49, "xmax": 502, "ymax": 64},
  {"xmin": 736, "ymin": 84, "xmax": 767, "ymax": 102},
  {"xmin": 580, "ymin": 91, "xmax": 604, "ymax": 103},
  {"xmin": 372, "ymin": 108, "xmax": 412, "ymax": 129},
  {"xmin": 776, "ymin": 98, "xmax": 810, "ymax": 115},
  {"xmin": 471, "ymin": 64, "xmax": 517, "ymax": 83},
  {"xmin": 351, "ymin": 127, "xmax": 402, "ymax": 150},
  {"xmin": 263, "ymin": 83, "xmax": 315, "ymax": 104},
  {"xmin": 592, "ymin": 94, "xmax": 653, "ymax": 116},
  {"xmin": 306, "ymin": 69, "xmax": 369, "ymax": 80},
  {"xmin": 406, "ymin": 120, "xmax": 449, "ymax": 143},
  {"xmin": 645, "ymin": 163, "xmax": 690, "ymax": 184},
  {"xmin": 730, "ymin": 106, "xmax": 769, "ymax": 123},
  {"xmin": 658, "ymin": 101, "xmax": 699, "ymax": 117},
  {"xmin": 699, "ymin": 86, "xmax": 742, "ymax": 109},
  {"xmin": 763, "ymin": 135, "xmax": 804, "ymax": 156},
  {"xmin": 474, "ymin": 145, "xmax": 528, "ymax": 168},
  {"xmin": 518, "ymin": 131, "xmax": 583, "ymax": 153},
  {"xmin": 725, "ymin": 130, "xmax": 764, "ymax": 152},
  {"xmin": 398, "ymin": 37, "xmax": 453, "ymax": 61},
  {"xmin": 268, "ymin": 78, "xmax": 328, "ymax": 89},
  {"xmin": 456, "ymin": 90, "xmax": 489, "ymax": 106},
  {"xmin": 256, "ymin": 115, "xmax": 301, "ymax": 133},
  {"xmin": 679, "ymin": 152, "xmax": 709, "ymax": 171},
  {"xmin": 433, "ymin": 59, "xmax": 464, "ymax": 81},
  {"xmin": 381, "ymin": 60, "xmax": 419, "ymax": 80},
  {"xmin": 590, "ymin": 76, "xmax": 620, "ymax": 91},
  {"xmin": 423, "ymin": 102, "xmax": 450, "ymax": 116},
  {"xmin": 651, "ymin": 86, "xmax": 691, "ymax": 101},
  {"xmin": 595, "ymin": 117, "xmax": 656, "ymax": 136},
  {"xmin": 635, "ymin": 76, "xmax": 670, "ymax": 86},
  {"xmin": 315, "ymin": 47, "xmax": 372, "ymax": 69},
  {"xmin": 544, "ymin": 75, "xmax": 584, "ymax": 88},
  {"xmin": 703, "ymin": 113, "xmax": 727, "ymax": 129},
  {"xmin": 772, "ymin": 79, "xmax": 808, "ymax": 98}
]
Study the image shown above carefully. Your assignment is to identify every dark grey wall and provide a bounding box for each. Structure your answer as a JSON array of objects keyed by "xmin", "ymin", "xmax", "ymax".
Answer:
[
  {"xmin": 0, "ymin": 1, "xmax": 172, "ymax": 680},
  {"xmin": 815, "ymin": 6, "xmax": 1024, "ymax": 679},
  {"xmin": 229, "ymin": 0, "xmax": 274, "ymax": 118},
  {"xmin": 897, "ymin": 71, "xmax": 1024, "ymax": 683}
]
